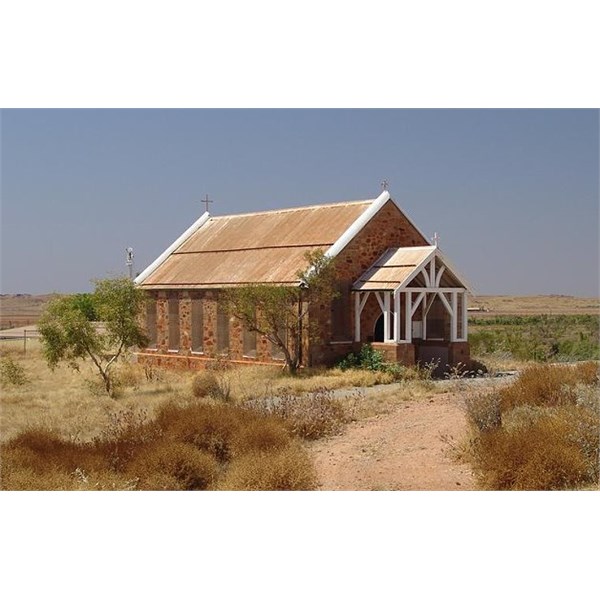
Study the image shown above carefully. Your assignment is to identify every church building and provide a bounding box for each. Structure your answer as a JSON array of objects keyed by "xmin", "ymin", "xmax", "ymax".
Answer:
[{"xmin": 135, "ymin": 189, "xmax": 471, "ymax": 371}]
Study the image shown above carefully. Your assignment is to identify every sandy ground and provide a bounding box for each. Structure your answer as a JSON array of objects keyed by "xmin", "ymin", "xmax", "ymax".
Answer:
[{"xmin": 309, "ymin": 387, "xmax": 477, "ymax": 491}]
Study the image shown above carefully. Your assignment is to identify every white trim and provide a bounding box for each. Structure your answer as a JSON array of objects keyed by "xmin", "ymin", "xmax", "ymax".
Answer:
[
  {"xmin": 405, "ymin": 287, "xmax": 466, "ymax": 293},
  {"xmin": 374, "ymin": 291, "xmax": 385, "ymax": 313},
  {"xmin": 394, "ymin": 290, "xmax": 401, "ymax": 342},
  {"xmin": 451, "ymin": 291, "xmax": 458, "ymax": 342},
  {"xmin": 438, "ymin": 292, "xmax": 453, "ymax": 316},
  {"xmin": 433, "ymin": 248, "xmax": 473, "ymax": 294},
  {"xmin": 325, "ymin": 191, "xmax": 390, "ymax": 260},
  {"xmin": 421, "ymin": 265, "xmax": 431, "ymax": 287},
  {"xmin": 461, "ymin": 290, "xmax": 469, "ymax": 341},
  {"xmin": 435, "ymin": 264, "xmax": 446, "ymax": 287},
  {"xmin": 383, "ymin": 291, "xmax": 391, "ymax": 343},
  {"xmin": 429, "ymin": 258, "xmax": 435, "ymax": 289},
  {"xmin": 404, "ymin": 291, "xmax": 412, "ymax": 343},
  {"xmin": 134, "ymin": 212, "xmax": 211, "ymax": 285},
  {"xmin": 410, "ymin": 291, "xmax": 426, "ymax": 318}
]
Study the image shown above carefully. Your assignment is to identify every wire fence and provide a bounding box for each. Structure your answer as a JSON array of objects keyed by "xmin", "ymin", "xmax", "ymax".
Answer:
[{"xmin": 0, "ymin": 329, "xmax": 41, "ymax": 354}]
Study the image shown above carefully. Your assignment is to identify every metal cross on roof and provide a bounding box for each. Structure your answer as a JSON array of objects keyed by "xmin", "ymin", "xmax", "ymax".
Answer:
[
  {"xmin": 381, "ymin": 180, "xmax": 389, "ymax": 191},
  {"xmin": 202, "ymin": 194, "xmax": 213, "ymax": 213}
]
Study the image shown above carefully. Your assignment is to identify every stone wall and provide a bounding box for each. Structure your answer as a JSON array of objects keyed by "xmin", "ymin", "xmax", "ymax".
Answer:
[
  {"xmin": 139, "ymin": 199, "xmax": 469, "ymax": 369},
  {"xmin": 309, "ymin": 199, "xmax": 427, "ymax": 365}
]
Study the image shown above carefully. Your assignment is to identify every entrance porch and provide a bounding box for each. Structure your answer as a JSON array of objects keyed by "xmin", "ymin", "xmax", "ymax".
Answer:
[{"xmin": 352, "ymin": 246, "xmax": 471, "ymax": 371}]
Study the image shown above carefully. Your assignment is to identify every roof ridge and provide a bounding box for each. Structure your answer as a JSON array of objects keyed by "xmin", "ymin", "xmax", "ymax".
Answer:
[{"xmin": 209, "ymin": 198, "xmax": 374, "ymax": 220}]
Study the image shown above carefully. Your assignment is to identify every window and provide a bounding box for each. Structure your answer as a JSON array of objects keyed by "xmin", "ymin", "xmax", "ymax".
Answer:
[
  {"xmin": 217, "ymin": 304, "xmax": 230, "ymax": 354},
  {"xmin": 168, "ymin": 296, "xmax": 179, "ymax": 350},
  {"xmin": 243, "ymin": 327, "xmax": 257, "ymax": 358},
  {"xmin": 191, "ymin": 298, "xmax": 203, "ymax": 353},
  {"xmin": 331, "ymin": 281, "xmax": 351, "ymax": 341},
  {"xmin": 270, "ymin": 327, "xmax": 287, "ymax": 360},
  {"xmin": 146, "ymin": 298, "xmax": 157, "ymax": 348}
]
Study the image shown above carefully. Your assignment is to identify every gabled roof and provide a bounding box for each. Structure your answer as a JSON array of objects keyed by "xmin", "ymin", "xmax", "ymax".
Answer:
[
  {"xmin": 136, "ymin": 191, "xmax": 397, "ymax": 288},
  {"xmin": 353, "ymin": 245, "xmax": 471, "ymax": 292}
]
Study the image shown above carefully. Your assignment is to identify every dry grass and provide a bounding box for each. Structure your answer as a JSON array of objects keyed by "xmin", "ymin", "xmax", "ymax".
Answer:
[
  {"xmin": 214, "ymin": 445, "xmax": 317, "ymax": 491},
  {"xmin": 0, "ymin": 338, "xmax": 449, "ymax": 490},
  {"xmin": 1, "ymin": 399, "xmax": 316, "ymax": 491},
  {"xmin": 470, "ymin": 294, "xmax": 600, "ymax": 316},
  {"xmin": 0, "ymin": 340, "xmax": 189, "ymax": 442},
  {"xmin": 463, "ymin": 361, "xmax": 599, "ymax": 490}
]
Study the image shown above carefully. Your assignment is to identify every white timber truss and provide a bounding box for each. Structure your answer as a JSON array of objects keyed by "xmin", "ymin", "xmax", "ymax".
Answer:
[{"xmin": 353, "ymin": 247, "xmax": 469, "ymax": 344}]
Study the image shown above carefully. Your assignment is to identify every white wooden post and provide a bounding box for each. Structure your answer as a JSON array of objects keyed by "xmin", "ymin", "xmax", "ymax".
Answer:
[
  {"xmin": 404, "ymin": 291, "xmax": 412, "ymax": 343},
  {"xmin": 461, "ymin": 291, "xmax": 468, "ymax": 341},
  {"xmin": 422, "ymin": 293, "xmax": 427, "ymax": 340},
  {"xmin": 394, "ymin": 290, "xmax": 401, "ymax": 342},
  {"xmin": 383, "ymin": 291, "xmax": 391, "ymax": 342},
  {"xmin": 451, "ymin": 291, "xmax": 458, "ymax": 342}
]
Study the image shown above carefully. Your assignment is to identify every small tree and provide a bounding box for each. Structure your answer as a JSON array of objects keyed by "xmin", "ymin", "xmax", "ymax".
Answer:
[
  {"xmin": 223, "ymin": 249, "xmax": 338, "ymax": 374},
  {"xmin": 38, "ymin": 277, "xmax": 149, "ymax": 398}
]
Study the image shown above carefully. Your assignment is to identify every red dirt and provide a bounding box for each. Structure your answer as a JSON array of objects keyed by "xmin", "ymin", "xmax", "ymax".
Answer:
[{"xmin": 309, "ymin": 389, "xmax": 476, "ymax": 491}]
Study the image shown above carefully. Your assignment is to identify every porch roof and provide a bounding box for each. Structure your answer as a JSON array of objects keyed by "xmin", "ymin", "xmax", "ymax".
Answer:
[{"xmin": 353, "ymin": 246, "xmax": 471, "ymax": 292}]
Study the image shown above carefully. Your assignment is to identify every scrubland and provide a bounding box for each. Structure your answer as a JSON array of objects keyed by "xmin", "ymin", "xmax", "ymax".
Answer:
[
  {"xmin": 1, "ymin": 333, "xmax": 598, "ymax": 491},
  {"xmin": 461, "ymin": 362, "xmax": 599, "ymax": 490},
  {"xmin": 0, "ymin": 340, "xmax": 432, "ymax": 490}
]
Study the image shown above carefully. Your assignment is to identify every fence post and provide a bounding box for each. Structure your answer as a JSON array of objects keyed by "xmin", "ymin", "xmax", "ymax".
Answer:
[{"xmin": 24, "ymin": 329, "xmax": 27, "ymax": 354}]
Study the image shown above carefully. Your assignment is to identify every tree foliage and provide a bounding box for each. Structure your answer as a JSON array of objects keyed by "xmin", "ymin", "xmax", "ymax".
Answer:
[
  {"xmin": 38, "ymin": 277, "xmax": 149, "ymax": 397},
  {"xmin": 223, "ymin": 249, "xmax": 338, "ymax": 374}
]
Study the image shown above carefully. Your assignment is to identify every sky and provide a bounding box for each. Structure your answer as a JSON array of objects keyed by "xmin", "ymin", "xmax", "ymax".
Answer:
[{"xmin": 1, "ymin": 108, "xmax": 598, "ymax": 297}]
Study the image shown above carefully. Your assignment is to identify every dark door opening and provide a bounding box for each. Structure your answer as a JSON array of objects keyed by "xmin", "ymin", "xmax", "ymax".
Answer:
[{"xmin": 374, "ymin": 314, "xmax": 384, "ymax": 342}]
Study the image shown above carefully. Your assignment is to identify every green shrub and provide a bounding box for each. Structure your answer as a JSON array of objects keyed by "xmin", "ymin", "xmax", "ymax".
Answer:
[
  {"xmin": 338, "ymin": 344, "xmax": 386, "ymax": 372},
  {"xmin": 0, "ymin": 356, "xmax": 28, "ymax": 386}
]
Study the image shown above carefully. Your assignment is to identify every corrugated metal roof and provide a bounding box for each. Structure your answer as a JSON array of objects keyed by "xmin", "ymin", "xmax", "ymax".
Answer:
[
  {"xmin": 353, "ymin": 247, "xmax": 435, "ymax": 291},
  {"xmin": 141, "ymin": 200, "xmax": 373, "ymax": 288}
]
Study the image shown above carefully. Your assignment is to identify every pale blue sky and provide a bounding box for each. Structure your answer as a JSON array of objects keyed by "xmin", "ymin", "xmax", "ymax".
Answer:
[{"xmin": 1, "ymin": 109, "xmax": 598, "ymax": 296}]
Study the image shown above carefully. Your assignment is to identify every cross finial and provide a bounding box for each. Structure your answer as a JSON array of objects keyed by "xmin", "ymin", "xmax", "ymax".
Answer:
[
  {"xmin": 202, "ymin": 194, "xmax": 213, "ymax": 213},
  {"xmin": 432, "ymin": 232, "xmax": 440, "ymax": 247},
  {"xmin": 381, "ymin": 180, "xmax": 389, "ymax": 191}
]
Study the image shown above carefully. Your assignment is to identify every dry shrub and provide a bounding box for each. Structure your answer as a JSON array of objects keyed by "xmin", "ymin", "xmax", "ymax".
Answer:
[
  {"xmin": 474, "ymin": 410, "xmax": 595, "ymax": 490},
  {"xmin": 572, "ymin": 361, "xmax": 599, "ymax": 385},
  {"xmin": 2, "ymin": 396, "xmax": 313, "ymax": 491},
  {"xmin": 94, "ymin": 407, "xmax": 162, "ymax": 470},
  {"xmin": 462, "ymin": 362, "xmax": 599, "ymax": 490},
  {"xmin": 113, "ymin": 363, "xmax": 145, "ymax": 388},
  {"xmin": 464, "ymin": 392, "xmax": 502, "ymax": 432},
  {"xmin": 245, "ymin": 388, "xmax": 356, "ymax": 440},
  {"xmin": 229, "ymin": 417, "xmax": 292, "ymax": 457},
  {"xmin": 191, "ymin": 370, "xmax": 220, "ymax": 398},
  {"xmin": 499, "ymin": 363, "xmax": 580, "ymax": 411},
  {"xmin": 126, "ymin": 441, "xmax": 220, "ymax": 490},
  {"xmin": 1, "ymin": 465, "xmax": 79, "ymax": 491},
  {"xmin": 503, "ymin": 361, "xmax": 598, "ymax": 412},
  {"xmin": 191, "ymin": 368, "xmax": 232, "ymax": 401},
  {"xmin": 216, "ymin": 445, "xmax": 317, "ymax": 491},
  {"xmin": 156, "ymin": 402, "xmax": 241, "ymax": 461},
  {"xmin": 3, "ymin": 429, "xmax": 109, "ymax": 474}
]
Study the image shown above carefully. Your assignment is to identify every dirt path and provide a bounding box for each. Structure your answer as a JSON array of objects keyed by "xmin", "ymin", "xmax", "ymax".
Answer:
[{"xmin": 309, "ymin": 389, "xmax": 477, "ymax": 491}]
